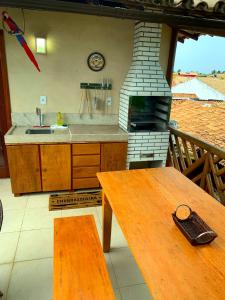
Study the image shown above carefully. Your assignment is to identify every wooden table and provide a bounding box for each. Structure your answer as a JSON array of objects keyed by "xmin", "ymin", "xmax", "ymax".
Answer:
[{"xmin": 97, "ymin": 167, "xmax": 225, "ymax": 300}]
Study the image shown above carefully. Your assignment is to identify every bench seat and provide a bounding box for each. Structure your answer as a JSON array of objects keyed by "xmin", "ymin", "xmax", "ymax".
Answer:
[{"xmin": 54, "ymin": 215, "xmax": 115, "ymax": 300}]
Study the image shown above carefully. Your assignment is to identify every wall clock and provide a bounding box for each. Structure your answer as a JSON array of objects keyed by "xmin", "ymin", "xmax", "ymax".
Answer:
[{"xmin": 87, "ymin": 52, "xmax": 105, "ymax": 72}]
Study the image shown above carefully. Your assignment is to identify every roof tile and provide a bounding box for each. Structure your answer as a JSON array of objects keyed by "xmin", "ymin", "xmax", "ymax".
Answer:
[{"xmin": 171, "ymin": 100, "xmax": 225, "ymax": 150}]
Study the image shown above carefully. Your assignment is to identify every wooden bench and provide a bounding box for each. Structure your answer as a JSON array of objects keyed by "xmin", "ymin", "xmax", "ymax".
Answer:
[{"xmin": 54, "ymin": 215, "xmax": 115, "ymax": 300}]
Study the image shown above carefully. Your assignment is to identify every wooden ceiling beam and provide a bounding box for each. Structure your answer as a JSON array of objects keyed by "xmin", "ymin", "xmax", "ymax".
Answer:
[
  {"xmin": 178, "ymin": 30, "xmax": 199, "ymax": 41},
  {"xmin": 1, "ymin": 0, "xmax": 225, "ymax": 35}
]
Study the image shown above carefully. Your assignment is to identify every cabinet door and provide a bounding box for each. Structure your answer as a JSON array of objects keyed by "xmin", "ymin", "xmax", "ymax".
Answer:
[
  {"xmin": 6, "ymin": 145, "xmax": 41, "ymax": 194},
  {"xmin": 40, "ymin": 144, "xmax": 71, "ymax": 192},
  {"xmin": 101, "ymin": 143, "xmax": 127, "ymax": 172}
]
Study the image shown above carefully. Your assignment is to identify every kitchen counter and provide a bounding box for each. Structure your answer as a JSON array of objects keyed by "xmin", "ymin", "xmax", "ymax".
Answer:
[
  {"xmin": 4, "ymin": 125, "xmax": 128, "ymax": 144},
  {"xmin": 69, "ymin": 125, "xmax": 128, "ymax": 142}
]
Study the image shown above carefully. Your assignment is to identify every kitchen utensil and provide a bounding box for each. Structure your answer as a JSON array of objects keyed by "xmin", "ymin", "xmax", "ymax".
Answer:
[
  {"xmin": 79, "ymin": 88, "xmax": 92, "ymax": 119},
  {"xmin": 93, "ymin": 87, "xmax": 97, "ymax": 110}
]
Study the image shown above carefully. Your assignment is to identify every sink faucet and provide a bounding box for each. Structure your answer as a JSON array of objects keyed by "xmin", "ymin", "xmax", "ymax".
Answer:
[{"xmin": 36, "ymin": 107, "xmax": 43, "ymax": 127}]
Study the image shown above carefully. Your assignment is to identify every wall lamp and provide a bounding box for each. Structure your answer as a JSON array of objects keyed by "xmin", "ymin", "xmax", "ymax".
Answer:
[{"xmin": 35, "ymin": 37, "xmax": 47, "ymax": 54}]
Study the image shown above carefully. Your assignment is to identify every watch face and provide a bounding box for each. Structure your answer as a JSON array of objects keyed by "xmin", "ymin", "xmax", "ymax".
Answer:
[{"xmin": 87, "ymin": 52, "xmax": 105, "ymax": 71}]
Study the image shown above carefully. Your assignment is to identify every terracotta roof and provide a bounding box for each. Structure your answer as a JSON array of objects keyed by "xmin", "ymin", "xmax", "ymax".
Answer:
[
  {"xmin": 199, "ymin": 77, "xmax": 225, "ymax": 95},
  {"xmin": 172, "ymin": 75, "xmax": 191, "ymax": 87},
  {"xmin": 173, "ymin": 93, "xmax": 198, "ymax": 99},
  {"xmin": 170, "ymin": 99, "xmax": 225, "ymax": 150},
  {"xmin": 173, "ymin": 74, "xmax": 225, "ymax": 94}
]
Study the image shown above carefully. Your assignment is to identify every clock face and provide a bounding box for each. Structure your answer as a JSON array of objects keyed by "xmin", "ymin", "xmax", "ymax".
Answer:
[{"xmin": 87, "ymin": 52, "xmax": 105, "ymax": 72}]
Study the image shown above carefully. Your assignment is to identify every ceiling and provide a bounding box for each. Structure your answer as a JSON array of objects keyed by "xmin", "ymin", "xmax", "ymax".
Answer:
[{"xmin": 1, "ymin": 0, "xmax": 225, "ymax": 37}]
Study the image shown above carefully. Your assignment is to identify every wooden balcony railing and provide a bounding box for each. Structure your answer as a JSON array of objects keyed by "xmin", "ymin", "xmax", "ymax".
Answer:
[{"xmin": 168, "ymin": 126, "xmax": 225, "ymax": 205}]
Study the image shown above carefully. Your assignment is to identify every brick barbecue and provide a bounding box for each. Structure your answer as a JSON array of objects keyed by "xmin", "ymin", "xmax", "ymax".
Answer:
[{"xmin": 119, "ymin": 22, "xmax": 172, "ymax": 168}]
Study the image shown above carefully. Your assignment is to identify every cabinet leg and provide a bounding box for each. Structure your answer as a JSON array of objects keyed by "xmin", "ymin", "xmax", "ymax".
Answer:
[{"xmin": 14, "ymin": 193, "xmax": 21, "ymax": 197}]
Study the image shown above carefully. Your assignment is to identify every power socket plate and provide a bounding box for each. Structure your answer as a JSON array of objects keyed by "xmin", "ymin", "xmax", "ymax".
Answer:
[{"xmin": 40, "ymin": 96, "xmax": 47, "ymax": 105}]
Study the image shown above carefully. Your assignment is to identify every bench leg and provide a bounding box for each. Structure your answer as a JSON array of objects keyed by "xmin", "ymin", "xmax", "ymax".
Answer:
[
  {"xmin": 102, "ymin": 191, "xmax": 112, "ymax": 253},
  {"xmin": 0, "ymin": 290, "xmax": 3, "ymax": 297}
]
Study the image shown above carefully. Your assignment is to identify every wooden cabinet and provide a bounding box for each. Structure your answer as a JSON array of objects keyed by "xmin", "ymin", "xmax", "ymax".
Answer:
[
  {"xmin": 72, "ymin": 143, "xmax": 100, "ymax": 155},
  {"xmin": 72, "ymin": 142, "xmax": 127, "ymax": 190},
  {"xmin": 72, "ymin": 143, "xmax": 100, "ymax": 189},
  {"xmin": 73, "ymin": 155, "xmax": 100, "ymax": 167},
  {"xmin": 101, "ymin": 143, "xmax": 127, "ymax": 172},
  {"xmin": 7, "ymin": 141, "xmax": 127, "ymax": 195},
  {"xmin": 7, "ymin": 144, "xmax": 71, "ymax": 195},
  {"xmin": 6, "ymin": 145, "xmax": 42, "ymax": 194},
  {"xmin": 40, "ymin": 144, "xmax": 71, "ymax": 192}
]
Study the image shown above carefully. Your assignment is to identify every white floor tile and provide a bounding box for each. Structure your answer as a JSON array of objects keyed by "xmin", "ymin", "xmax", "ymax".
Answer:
[
  {"xmin": 7, "ymin": 258, "xmax": 53, "ymax": 300},
  {"xmin": 104, "ymin": 253, "xmax": 119, "ymax": 290},
  {"xmin": 61, "ymin": 206, "xmax": 97, "ymax": 216},
  {"xmin": 22, "ymin": 208, "xmax": 61, "ymax": 230},
  {"xmin": 114, "ymin": 288, "xmax": 122, "ymax": 300},
  {"xmin": 96, "ymin": 206, "xmax": 103, "ymax": 224},
  {"xmin": 1, "ymin": 194, "xmax": 28, "ymax": 211},
  {"xmin": 0, "ymin": 263, "xmax": 13, "ymax": 300},
  {"xmin": 120, "ymin": 284, "xmax": 153, "ymax": 300},
  {"xmin": 111, "ymin": 218, "xmax": 128, "ymax": 248},
  {"xmin": 78, "ymin": 205, "xmax": 127, "ymax": 249},
  {"xmin": 97, "ymin": 207, "xmax": 128, "ymax": 248},
  {"xmin": 0, "ymin": 178, "xmax": 153, "ymax": 299},
  {"xmin": 26, "ymin": 193, "xmax": 50, "ymax": 210},
  {"xmin": 0, "ymin": 232, "xmax": 20, "ymax": 264},
  {"xmin": 1, "ymin": 210, "xmax": 24, "ymax": 233},
  {"xmin": 15, "ymin": 229, "xmax": 53, "ymax": 262},
  {"xmin": 0, "ymin": 179, "xmax": 11, "ymax": 193},
  {"xmin": 61, "ymin": 207, "xmax": 101, "ymax": 227},
  {"xmin": 110, "ymin": 247, "xmax": 145, "ymax": 288},
  {"xmin": 96, "ymin": 205, "xmax": 103, "ymax": 224}
]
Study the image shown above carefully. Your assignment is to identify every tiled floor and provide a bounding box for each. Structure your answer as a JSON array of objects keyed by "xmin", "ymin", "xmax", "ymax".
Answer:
[{"xmin": 0, "ymin": 178, "xmax": 153, "ymax": 300}]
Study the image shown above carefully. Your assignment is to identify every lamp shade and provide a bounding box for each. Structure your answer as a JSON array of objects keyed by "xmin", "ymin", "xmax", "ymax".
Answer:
[{"xmin": 36, "ymin": 37, "xmax": 47, "ymax": 54}]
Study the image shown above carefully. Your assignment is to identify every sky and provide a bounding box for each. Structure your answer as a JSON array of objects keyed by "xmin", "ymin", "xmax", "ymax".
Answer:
[{"xmin": 174, "ymin": 35, "xmax": 225, "ymax": 74}]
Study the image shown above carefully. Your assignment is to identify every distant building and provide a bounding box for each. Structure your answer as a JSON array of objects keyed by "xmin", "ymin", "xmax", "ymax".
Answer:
[
  {"xmin": 172, "ymin": 78, "xmax": 225, "ymax": 101},
  {"xmin": 178, "ymin": 72, "xmax": 198, "ymax": 77}
]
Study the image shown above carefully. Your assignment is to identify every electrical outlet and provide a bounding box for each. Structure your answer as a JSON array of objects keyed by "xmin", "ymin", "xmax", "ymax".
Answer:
[
  {"xmin": 106, "ymin": 96, "xmax": 112, "ymax": 106},
  {"xmin": 40, "ymin": 95, "xmax": 47, "ymax": 105}
]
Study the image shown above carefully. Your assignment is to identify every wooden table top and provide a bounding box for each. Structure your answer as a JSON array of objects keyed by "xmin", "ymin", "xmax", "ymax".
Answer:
[{"xmin": 97, "ymin": 167, "xmax": 225, "ymax": 300}]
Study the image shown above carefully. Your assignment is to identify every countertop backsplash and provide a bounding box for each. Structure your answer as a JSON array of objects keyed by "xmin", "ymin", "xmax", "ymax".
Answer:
[{"xmin": 11, "ymin": 112, "xmax": 119, "ymax": 127}]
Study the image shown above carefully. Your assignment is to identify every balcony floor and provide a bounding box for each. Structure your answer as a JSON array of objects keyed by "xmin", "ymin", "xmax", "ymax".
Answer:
[{"xmin": 0, "ymin": 179, "xmax": 153, "ymax": 300}]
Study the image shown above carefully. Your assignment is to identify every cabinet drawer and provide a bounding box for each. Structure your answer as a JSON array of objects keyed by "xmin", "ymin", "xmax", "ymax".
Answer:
[
  {"xmin": 73, "ymin": 166, "xmax": 100, "ymax": 179},
  {"xmin": 73, "ymin": 178, "xmax": 99, "ymax": 189},
  {"xmin": 72, "ymin": 143, "xmax": 100, "ymax": 155},
  {"xmin": 73, "ymin": 155, "xmax": 100, "ymax": 167}
]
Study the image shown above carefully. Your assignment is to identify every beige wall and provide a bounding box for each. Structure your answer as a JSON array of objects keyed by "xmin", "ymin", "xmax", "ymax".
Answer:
[
  {"xmin": 4, "ymin": 9, "xmax": 171, "ymax": 115},
  {"xmin": 5, "ymin": 9, "xmax": 134, "ymax": 114}
]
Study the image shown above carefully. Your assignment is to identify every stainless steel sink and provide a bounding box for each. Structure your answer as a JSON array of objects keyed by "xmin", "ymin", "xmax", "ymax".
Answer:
[{"xmin": 25, "ymin": 128, "xmax": 54, "ymax": 134}]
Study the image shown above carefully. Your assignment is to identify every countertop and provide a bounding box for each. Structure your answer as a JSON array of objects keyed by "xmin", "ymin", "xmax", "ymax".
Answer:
[{"xmin": 4, "ymin": 125, "xmax": 128, "ymax": 144}]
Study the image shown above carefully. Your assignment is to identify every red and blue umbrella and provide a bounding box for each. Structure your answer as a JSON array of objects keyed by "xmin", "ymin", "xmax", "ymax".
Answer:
[{"xmin": 2, "ymin": 11, "xmax": 41, "ymax": 72}]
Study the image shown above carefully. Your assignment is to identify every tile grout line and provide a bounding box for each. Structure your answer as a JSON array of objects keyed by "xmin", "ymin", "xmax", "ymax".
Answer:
[
  {"xmin": 5, "ymin": 202, "xmax": 27, "ymax": 299},
  {"xmin": 119, "ymin": 282, "xmax": 148, "ymax": 289},
  {"xmin": 13, "ymin": 256, "xmax": 53, "ymax": 264},
  {"xmin": 96, "ymin": 207, "xmax": 122, "ymax": 296},
  {"xmin": 107, "ymin": 252, "xmax": 121, "ymax": 291},
  {"xmin": 116, "ymin": 288, "xmax": 123, "ymax": 300}
]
